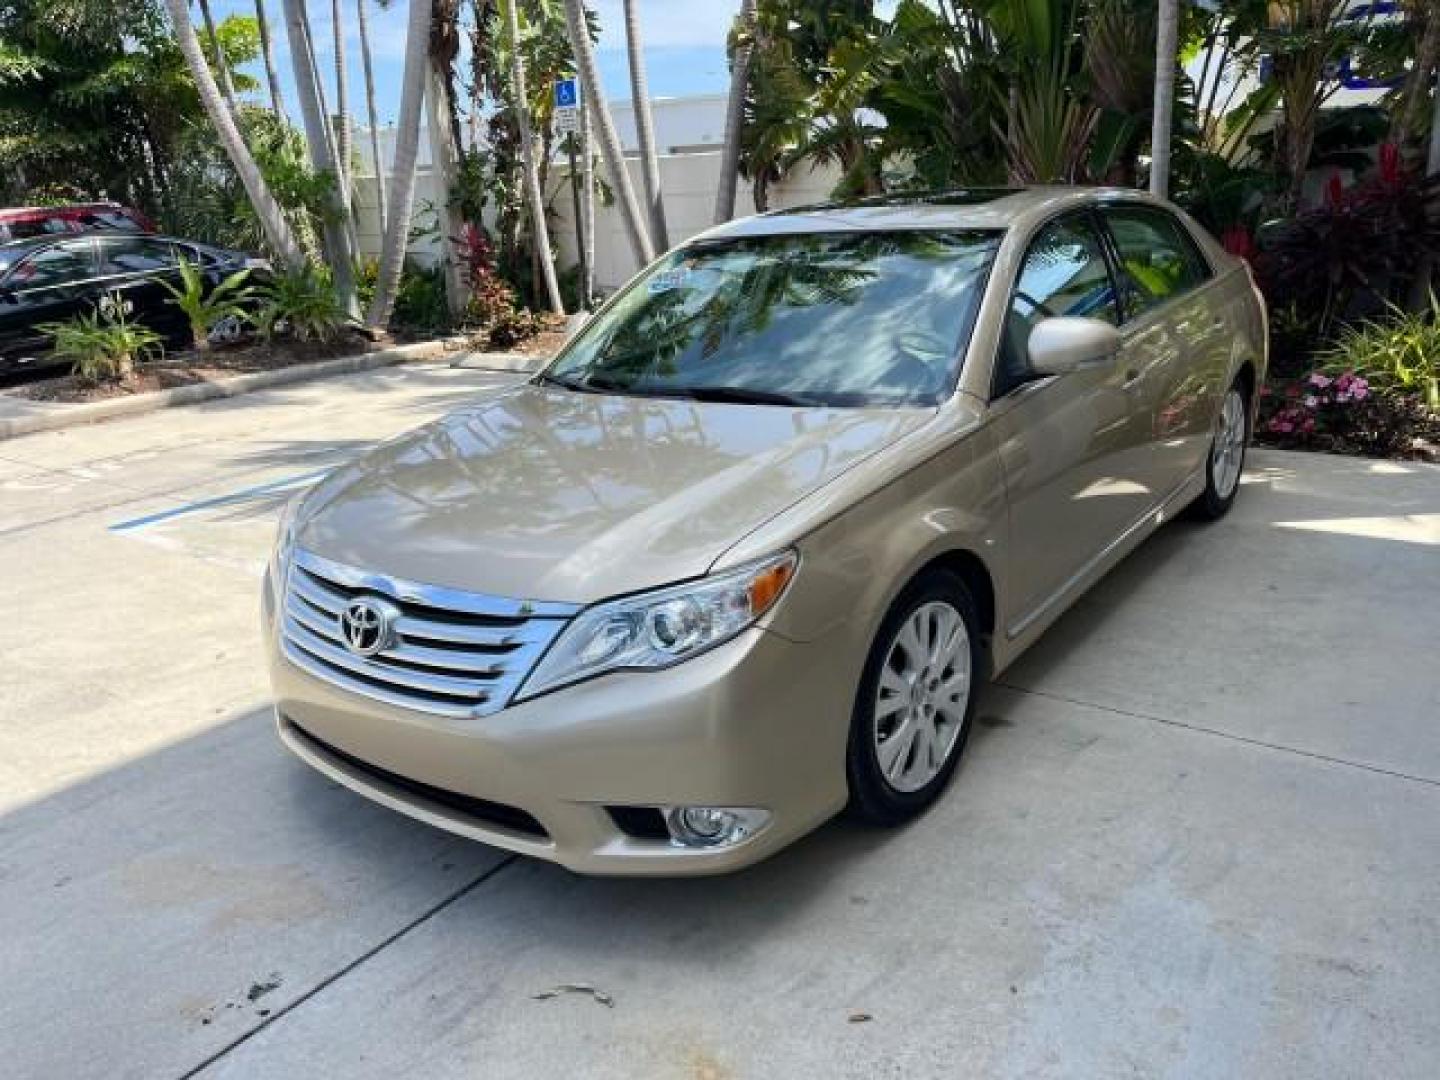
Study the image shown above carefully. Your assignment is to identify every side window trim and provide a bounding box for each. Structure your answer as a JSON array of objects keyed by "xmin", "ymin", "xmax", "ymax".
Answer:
[{"xmin": 989, "ymin": 208, "xmax": 1122, "ymax": 403}]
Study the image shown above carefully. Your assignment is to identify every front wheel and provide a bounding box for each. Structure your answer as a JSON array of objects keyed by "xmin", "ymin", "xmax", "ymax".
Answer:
[
  {"xmin": 846, "ymin": 570, "xmax": 983, "ymax": 826},
  {"xmin": 1190, "ymin": 381, "xmax": 1250, "ymax": 521}
]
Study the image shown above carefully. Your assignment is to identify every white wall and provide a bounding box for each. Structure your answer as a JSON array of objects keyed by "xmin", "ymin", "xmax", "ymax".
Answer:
[{"xmin": 548, "ymin": 151, "xmax": 841, "ymax": 293}]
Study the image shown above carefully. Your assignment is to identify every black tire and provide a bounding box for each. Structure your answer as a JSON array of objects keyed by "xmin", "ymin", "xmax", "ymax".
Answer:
[
  {"xmin": 846, "ymin": 569, "xmax": 984, "ymax": 827},
  {"xmin": 1189, "ymin": 378, "xmax": 1252, "ymax": 522}
]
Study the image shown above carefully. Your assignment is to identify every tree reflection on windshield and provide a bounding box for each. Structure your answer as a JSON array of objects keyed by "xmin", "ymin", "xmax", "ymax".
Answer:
[{"xmin": 547, "ymin": 230, "xmax": 1000, "ymax": 407}]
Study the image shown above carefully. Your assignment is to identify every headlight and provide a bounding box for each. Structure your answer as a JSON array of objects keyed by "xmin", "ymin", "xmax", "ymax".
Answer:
[{"xmin": 517, "ymin": 550, "xmax": 798, "ymax": 699}]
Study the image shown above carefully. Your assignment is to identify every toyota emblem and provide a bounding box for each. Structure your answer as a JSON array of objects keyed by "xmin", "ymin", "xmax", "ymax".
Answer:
[{"xmin": 339, "ymin": 598, "xmax": 397, "ymax": 657}]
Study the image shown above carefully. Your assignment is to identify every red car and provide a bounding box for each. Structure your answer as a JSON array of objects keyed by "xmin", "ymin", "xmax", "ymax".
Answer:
[{"xmin": 0, "ymin": 203, "xmax": 156, "ymax": 243}]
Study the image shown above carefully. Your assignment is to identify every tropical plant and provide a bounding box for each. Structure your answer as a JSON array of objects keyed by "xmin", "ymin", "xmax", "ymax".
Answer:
[
  {"xmin": 392, "ymin": 262, "xmax": 452, "ymax": 332},
  {"xmin": 501, "ymin": 0, "xmax": 564, "ymax": 314},
  {"xmin": 365, "ymin": 0, "xmax": 432, "ymax": 330},
  {"xmin": 253, "ymin": 0, "xmax": 289, "ymax": 120},
  {"xmin": 0, "ymin": 0, "xmax": 260, "ymax": 208},
  {"xmin": 716, "ymin": 0, "xmax": 758, "ymax": 222},
  {"xmin": 1320, "ymin": 298, "xmax": 1440, "ymax": 411},
  {"xmin": 38, "ymin": 299, "xmax": 163, "ymax": 383},
  {"xmin": 1149, "ymin": 0, "xmax": 1179, "ymax": 197},
  {"xmin": 356, "ymin": 0, "xmax": 386, "ymax": 237},
  {"xmin": 280, "ymin": 0, "xmax": 360, "ymax": 317},
  {"xmin": 159, "ymin": 259, "xmax": 254, "ymax": 350},
  {"xmin": 1256, "ymin": 150, "xmax": 1440, "ymax": 341},
  {"xmin": 167, "ymin": 109, "xmax": 330, "ymax": 263},
  {"xmin": 256, "ymin": 264, "xmax": 350, "ymax": 342},
  {"xmin": 623, "ymin": 0, "xmax": 668, "ymax": 246},
  {"xmin": 162, "ymin": 0, "xmax": 305, "ymax": 267},
  {"xmin": 1259, "ymin": 369, "xmax": 1440, "ymax": 458},
  {"xmin": 561, "ymin": 0, "xmax": 654, "ymax": 264}
]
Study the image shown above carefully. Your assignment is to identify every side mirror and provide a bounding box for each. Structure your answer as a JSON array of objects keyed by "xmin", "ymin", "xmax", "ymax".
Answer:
[{"xmin": 1027, "ymin": 317, "xmax": 1121, "ymax": 376}]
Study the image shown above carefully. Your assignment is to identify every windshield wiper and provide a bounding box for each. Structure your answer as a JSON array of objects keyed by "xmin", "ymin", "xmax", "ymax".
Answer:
[
  {"xmin": 534, "ymin": 371, "xmax": 604, "ymax": 394},
  {"xmin": 676, "ymin": 386, "xmax": 811, "ymax": 406}
]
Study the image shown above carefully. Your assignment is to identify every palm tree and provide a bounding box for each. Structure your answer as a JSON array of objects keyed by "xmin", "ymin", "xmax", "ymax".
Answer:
[
  {"xmin": 504, "ymin": 0, "xmax": 564, "ymax": 314},
  {"xmin": 623, "ymin": 0, "xmax": 668, "ymax": 248},
  {"xmin": 715, "ymin": 0, "xmax": 757, "ymax": 224},
  {"xmin": 366, "ymin": 0, "xmax": 432, "ymax": 329},
  {"xmin": 580, "ymin": 95, "xmax": 595, "ymax": 305},
  {"xmin": 1149, "ymin": 0, "xmax": 1179, "ymax": 198},
  {"xmin": 162, "ymin": 0, "xmax": 304, "ymax": 266},
  {"xmin": 331, "ymin": 0, "xmax": 354, "ymax": 174},
  {"xmin": 561, "ymin": 0, "xmax": 654, "ymax": 265},
  {"xmin": 281, "ymin": 0, "xmax": 360, "ymax": 317},
  {"xmin": 356, "ymin": 0, "xmax": 387, "ymax": 236},
  {"xmin": 253, "ymin": 0, "xmax": 289, "ymax": 121},
  {"xmin": 196, "ymin": 0, "xmax": 239, "ymax": 112}
]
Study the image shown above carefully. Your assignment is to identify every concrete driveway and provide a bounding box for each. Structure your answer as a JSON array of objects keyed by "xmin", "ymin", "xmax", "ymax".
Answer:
[{"xmin": 2, "ymin": 363, "xmax": 1437, "ymax": 1079}]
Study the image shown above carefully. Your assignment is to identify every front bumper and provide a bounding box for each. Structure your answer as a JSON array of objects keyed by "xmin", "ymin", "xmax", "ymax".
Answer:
[{"xmin": 265, "ymin": 585, "xmax": 856, "ymax": 875}]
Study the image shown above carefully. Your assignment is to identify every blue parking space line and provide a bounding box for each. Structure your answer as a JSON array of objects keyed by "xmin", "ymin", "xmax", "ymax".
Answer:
[{"xmin": 108, "ymin": 468, "xmax": 331, "ymax": 533}]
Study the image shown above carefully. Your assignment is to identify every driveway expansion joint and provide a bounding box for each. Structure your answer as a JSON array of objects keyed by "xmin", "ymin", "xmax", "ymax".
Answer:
[
  {"xmin": 176, "ymin": 854, "xmax": 521, "ymax": 1080},
  {"xmin": 996, "ymin": 681, "xmax": 1440, "ymax": 790}
]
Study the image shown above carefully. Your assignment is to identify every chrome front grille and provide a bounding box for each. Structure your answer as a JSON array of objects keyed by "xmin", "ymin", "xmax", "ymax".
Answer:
[{"xmin": 280, "ymin": 549, "xmax": 577, "ymax": 718}]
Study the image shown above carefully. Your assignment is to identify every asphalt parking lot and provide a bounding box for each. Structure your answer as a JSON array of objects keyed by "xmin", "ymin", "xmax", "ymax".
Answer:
[{"xmin": 3, "ymin": 362, "xmax": 1438, "ymax": 1079}]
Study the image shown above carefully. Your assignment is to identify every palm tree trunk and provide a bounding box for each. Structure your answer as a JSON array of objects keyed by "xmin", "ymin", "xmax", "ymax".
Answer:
[
  {"xmin": 197, "ymin": 0, "xmax": 239, "ymax": 112},
  {"xmin": 427, "ymin": 63, "xmax": 472, "ymax": 317},
  {"xmin": 163, "ymin": 0, "xmax": 303, "ymax": 266},
  {"xmin": 282, "ymin": 0, "xmax": 361, "ymax": 317},
  {"xmin": 504, "ymin": 0, "xmax": 563, "ymax": 314},
  {"xmin": 580, "ymin": 96, "xmax": 595, "ymax": 305},
  {"xmin": 561, "ymin": 0, "xmax": 654, "ymax": 265},
  {"xmin": 366, "ymin": 0, "xmax": 431, "ymax": 330},
  {"xmin": 1149, "ymin": 0, "xmax": 1179, "ymax": 198},
  {"xmin": 331, "ymin": 0, "xmax": 354, "ymax": 173},
  {"xmin": 357, "ymin": 0, "xmax": 387, "ymax": 238},
  {"xmin": 714, "ymin": 0, "xmax": 756, "ymax": 224},
  {"xmin": 623, "ymin": 0, "xmax": 668, "ymax": 248},
  {"xmin": 254, "ymin": 0, "xmax": 289, "ymax": 121}
]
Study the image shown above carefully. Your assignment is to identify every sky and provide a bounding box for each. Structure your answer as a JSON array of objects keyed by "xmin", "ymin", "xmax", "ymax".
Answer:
[{"xmin": 211, "ymin": 0, "xmax": 747, "ymax": 129}]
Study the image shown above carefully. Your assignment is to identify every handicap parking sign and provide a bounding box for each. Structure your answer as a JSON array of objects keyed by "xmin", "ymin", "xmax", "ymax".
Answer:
[{"xmin": 554, "ymin": 78, "xmax": 579, "ymax": 109}]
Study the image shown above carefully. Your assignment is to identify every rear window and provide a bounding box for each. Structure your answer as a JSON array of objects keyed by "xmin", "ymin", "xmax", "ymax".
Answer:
[{"xmin": 99, "ymin": 237, "xmax": 177, "ymax": 275}]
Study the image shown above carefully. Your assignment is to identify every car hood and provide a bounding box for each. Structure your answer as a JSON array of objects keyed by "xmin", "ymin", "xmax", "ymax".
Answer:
[{"xmin": 297, "ymin": 383, "xmax": 931, "ymax": 603}]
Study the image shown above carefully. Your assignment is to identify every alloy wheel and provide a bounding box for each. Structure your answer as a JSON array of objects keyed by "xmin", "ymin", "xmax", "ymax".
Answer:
[
  {"xmin": 873, "ymin": 600, "xmax": 972, "ymax": 793},
  {"xmin": 1211, "ymin": 388, "xmax": 1247, "ymax": 500}
]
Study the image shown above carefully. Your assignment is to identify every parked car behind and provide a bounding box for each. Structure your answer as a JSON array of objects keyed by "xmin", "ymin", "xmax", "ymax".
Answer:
[
  {"xmin": 0, "ymin": 202, "xmax": 156, "ymax": 242},
  {"xmin": 0, "ymin": 233, "xmax": 269, "ymax": 375},
  {"xmin": 263, "ymin": 186, "xmax": 1268, "ymax": 876}
]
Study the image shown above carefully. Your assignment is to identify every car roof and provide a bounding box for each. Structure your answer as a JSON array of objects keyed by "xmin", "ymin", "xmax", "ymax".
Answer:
[
  {"xmin": 0, "ymin": 233, "xmax": 211, "ymax": 256},
  {"xmin": 695, "ymin": 186, "xmax": 1186, "ymax": 241}
]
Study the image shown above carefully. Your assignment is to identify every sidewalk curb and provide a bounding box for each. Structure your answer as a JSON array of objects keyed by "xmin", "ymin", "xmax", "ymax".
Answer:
[{"xmin": 0, "ymin": 336, "xmax": 479, "ymax": 441}]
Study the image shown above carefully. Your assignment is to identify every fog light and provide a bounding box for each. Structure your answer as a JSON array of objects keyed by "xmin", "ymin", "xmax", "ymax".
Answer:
[{"xmin": 664, "ymin": 806, "xmax": 771, "ymax": 848}]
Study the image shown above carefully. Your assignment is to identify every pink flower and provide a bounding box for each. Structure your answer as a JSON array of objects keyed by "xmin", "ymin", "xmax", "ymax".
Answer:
[
  {"xmin": 1309, "ymin": 373, "xmax": 1332, "ymax": 389},
  {"xmin": 1304, "ymin": 395, "xmax": 1318, "ymax": 408},
  {"xmin": 1351, "ymin": 383, "xmax": 1369, "ymax": 401},
  {"xmin": 1275, "ymin": 420, "xmax": 1294, "ymax": 434}
]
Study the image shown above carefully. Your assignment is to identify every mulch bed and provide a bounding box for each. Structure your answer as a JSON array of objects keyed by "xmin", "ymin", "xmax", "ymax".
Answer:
[{"xmin": 2, "ymin": 317, "xmax": 569, "ymax": 406}]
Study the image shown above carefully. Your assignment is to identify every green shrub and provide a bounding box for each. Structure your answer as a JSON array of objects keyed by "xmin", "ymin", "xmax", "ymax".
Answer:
[
  {"xmin": 159, "ymin": 258, "xmax": 254, "ymax": 351},
  {"xmin": 38, "ymin": 297, "xmax": 162, "ymax": 383},
  {"xmin": 255, "ymin": 264, "xmax": 350, "ymax": 344},
  {"xmin": 392, "ymin": 262, "xmax": 451, "ymax": 333},
  {"xmin": 1320, "ymin": 298, "xmax": 1440, "ymax": 412}
]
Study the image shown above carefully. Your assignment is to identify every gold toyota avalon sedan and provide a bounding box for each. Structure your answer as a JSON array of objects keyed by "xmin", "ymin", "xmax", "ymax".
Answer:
[{"xmin": 263, "ymin": 187, "xmax": 1266, "ymax": 874}]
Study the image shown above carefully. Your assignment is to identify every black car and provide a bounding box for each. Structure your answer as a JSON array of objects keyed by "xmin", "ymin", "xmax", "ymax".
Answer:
[{"xmin": 0, "ymin": 233, "xmax": 270, "ymax": 376}]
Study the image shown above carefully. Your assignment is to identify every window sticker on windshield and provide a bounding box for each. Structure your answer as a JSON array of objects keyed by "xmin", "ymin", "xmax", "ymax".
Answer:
[{"xmin": 647, "ymin": 268, "xmax": 690, "ymax": 293}]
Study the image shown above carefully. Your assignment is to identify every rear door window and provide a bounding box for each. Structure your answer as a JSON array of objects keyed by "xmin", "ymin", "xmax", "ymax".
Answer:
[
  {"xmin": 1102, "ymin": 206, "xmax": 1211, "ymax": 319},
  {"xmin": 8, "ymin": 242, "xmax": 94, "ymax": 289},
  {"xmin": 99, "ymin": 237, "xmax": 177, "ymax": 276}
]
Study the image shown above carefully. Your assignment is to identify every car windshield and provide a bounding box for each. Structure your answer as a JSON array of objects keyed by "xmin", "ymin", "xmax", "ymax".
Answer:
[{"xmin": 544, "ymin": 230, "xmax": 1000, "ymax": 407}]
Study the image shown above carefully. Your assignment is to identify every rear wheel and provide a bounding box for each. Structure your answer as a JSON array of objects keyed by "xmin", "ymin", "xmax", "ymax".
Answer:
[
  {"xmin": 1190, "ymin": 381, "xmax": 1250, "ymax": 521},
  {"xmin": 846, "ymin": 570, "xmax": 982, "ymax": 826}
]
